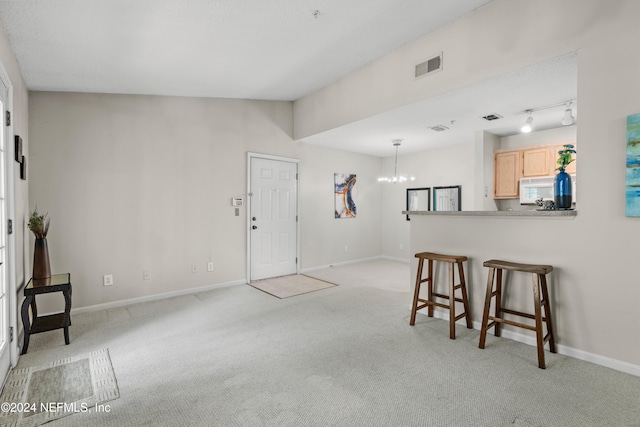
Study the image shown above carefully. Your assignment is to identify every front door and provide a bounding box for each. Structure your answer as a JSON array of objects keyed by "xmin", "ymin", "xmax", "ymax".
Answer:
[{"xmin": 249, "ymin": 156, "xmax": 298, "ymax": 281}]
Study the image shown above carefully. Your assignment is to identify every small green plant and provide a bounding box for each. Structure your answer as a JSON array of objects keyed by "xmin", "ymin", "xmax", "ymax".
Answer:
[
  {"xmin": 556, "ymin": 144, "xmax": 576, "ymax": 171},
  {"xmin": 28, "ymin": 207, "xmax": 50, "ymax": 239}
]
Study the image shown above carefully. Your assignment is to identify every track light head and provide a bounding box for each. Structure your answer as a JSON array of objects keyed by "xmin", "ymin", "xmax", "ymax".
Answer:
[
  {"xmin": 561, "ymin": 106, "xmax": 575, "ymax": 126},
  {"xmin": 521, "ymin": 113, "xmax": 533, "ymax": 133}
]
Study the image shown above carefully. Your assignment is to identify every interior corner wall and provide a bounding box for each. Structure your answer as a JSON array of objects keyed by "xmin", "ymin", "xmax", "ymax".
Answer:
[
  {"xmin": 28, "ymin": 92, "xmax": 295, "ymax": 312},
  {"xmin": 296, "ymin": 143, "xmax": 382, "ymax": 268}
]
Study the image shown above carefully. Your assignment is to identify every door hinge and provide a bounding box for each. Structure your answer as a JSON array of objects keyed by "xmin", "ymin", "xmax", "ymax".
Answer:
[
  {"xmin": 5, "ymin": 111, "xmax": 10, "ymax": 126},
  {"xmin": 295, "ymin": 257, "xmax": 298, "ymax": 264},
  {"xmin": 296, "ymin": 173, "xmax": 298, "ymax": 180},
  {"xmin": 9, "ymin": 326, "xmax": 13, "ymax": 342},
  {"xmin": 8, "ymin": 219, "xmax": 12, "ymax": 235}
]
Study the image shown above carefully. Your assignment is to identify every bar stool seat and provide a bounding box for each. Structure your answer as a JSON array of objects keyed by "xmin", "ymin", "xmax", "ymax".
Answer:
[
  {"xmin": 479, "ymin": 259, "xmax": 557, "ymax": 369},
  {"xmin": 410, "ymin": 251, "xmax": 472, "ymax": 339}
]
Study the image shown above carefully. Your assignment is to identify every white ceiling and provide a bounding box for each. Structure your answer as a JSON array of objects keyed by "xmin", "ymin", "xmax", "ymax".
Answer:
[{"xmin": 0, "ymin": 0, "xmax": 577, "ymax": 157}]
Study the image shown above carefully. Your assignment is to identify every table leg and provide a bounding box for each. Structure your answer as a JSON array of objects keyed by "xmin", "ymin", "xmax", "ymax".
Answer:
[
  {"xmin": 63, "ymin": 287, "xmax": 72, "ymax": 344},
  {"xmin": 21, "ymin": 295, "xmax": 33, "ymax": 355}
]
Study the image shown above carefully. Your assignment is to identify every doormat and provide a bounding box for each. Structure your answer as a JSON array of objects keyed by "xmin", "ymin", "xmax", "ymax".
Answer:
[
  {"xmin": 0, "ymin": 348, "xmax": 119, "ymax": 427},
  {"xmin": 250, "ymin": 274, "xmax": 336, "ymax": 298}
]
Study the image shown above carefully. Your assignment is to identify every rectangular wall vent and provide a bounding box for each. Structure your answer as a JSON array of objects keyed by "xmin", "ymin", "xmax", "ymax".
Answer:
[
  {"xmin": 482, "ymin": 113, "xmax": 503, "ymax": 121},
  {"xmin": 415, "ymin": 52, "xmax": 443, "ymax": 79}
]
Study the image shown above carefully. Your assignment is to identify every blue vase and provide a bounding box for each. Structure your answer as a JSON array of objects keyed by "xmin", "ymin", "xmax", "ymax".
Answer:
[{"xmin": 554, "ymin": 170, "xmax": 572, "ymax": 209}]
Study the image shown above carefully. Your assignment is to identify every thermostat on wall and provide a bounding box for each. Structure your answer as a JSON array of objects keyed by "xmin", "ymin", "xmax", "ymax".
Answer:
[{"xmin": 231, "ymin": 197, "xmax": 244, "ymax": 207}]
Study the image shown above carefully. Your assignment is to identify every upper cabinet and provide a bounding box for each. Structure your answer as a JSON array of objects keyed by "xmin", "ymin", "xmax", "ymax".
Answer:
[
  {"xmin": 522, "ymin": 147, "xmax": 552, "ymax": 177},
  {"xmin": 494, "ymin": 150, "xmax": 520, "ymax": 199},
  {"xmin": 494, "ymin": 142, "xmax": 577, "ymax": 199}
]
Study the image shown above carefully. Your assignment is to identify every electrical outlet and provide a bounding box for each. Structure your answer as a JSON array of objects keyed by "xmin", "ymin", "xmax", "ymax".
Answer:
[
  {"xmin": 191, "ymin": 265, "xmax": 198, "ymax": 273},
  {"xmin": 143, "ymin": 271, "xmax": 151, "ymax": 281},
  {"xmin": 103, "ymin": 274, "xmax": 113, "ymax": 286},
  {"xmin": 207, "ymin": 262, "xmax": 214, "ymax": 272},
  {"xmin": 399, "ymin": 243, "xmax": 404, "ymax": 250},
  {"xmin": 344, "ymin": 246, "xmax": 348, "ymax": 253}
]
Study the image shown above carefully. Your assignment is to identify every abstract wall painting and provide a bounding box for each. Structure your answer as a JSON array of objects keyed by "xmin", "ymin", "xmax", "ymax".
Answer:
[
  {"xmin": 335, "ymin": 173, "xmax": 357, "ymax": 218},
  {"xmin": 627, "ymin": 114, "xmax": 640, "ymax": 217}
]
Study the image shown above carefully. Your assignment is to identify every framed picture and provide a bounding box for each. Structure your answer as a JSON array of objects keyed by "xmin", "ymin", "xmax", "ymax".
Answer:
[
  {"xmin": 20, "ymin": 155, "xmax": 26, "ymax": 180},
  {"xmin": 15, "ymin": 135, "xmax": 22, "ymax": 162},
  {"xmin": 433, "ymin": 185, "xmax": 461, "ymax": 211},
  {"xmin": 334, "ymin": 173, "xmax": 357, "ymax": 218},
  {"xmin": 406, "ymin": 187, "xmax": 430, "ymax": 220}
]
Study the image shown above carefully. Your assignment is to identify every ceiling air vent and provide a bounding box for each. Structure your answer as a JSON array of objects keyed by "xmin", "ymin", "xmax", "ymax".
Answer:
[
  {"xmin": 415, "ymin": 52, "xmax": 443, "ymax": 79},
  {"xmin": 429, "ymin": 125, "xmax": 449, "ymax": 132},
  {"xmin": 482, "ymin": 113, "xmax": 503, "ymax": 121}
]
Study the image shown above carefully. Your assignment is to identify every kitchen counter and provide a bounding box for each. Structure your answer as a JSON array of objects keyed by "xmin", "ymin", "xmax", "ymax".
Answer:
[{"xmin": 403, "ymin": 210, "xmax": 577, "ymax": 217}]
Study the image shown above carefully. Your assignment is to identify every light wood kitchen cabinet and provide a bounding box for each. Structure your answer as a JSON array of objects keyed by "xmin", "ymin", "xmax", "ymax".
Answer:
[
  {"xmin": 522, "ymin": 147, "xmax": 552, "ymax": 177},
  {"xmin": 493, "ymin": 142, "xmax": 577, "ymax": 200},
  {"xmin": 551, "ymin": 144, "xmax": 577, "ymax": 175},
  {"xmin": 494, "ymin": 150, "xmax": 520, "ymax": 199}
]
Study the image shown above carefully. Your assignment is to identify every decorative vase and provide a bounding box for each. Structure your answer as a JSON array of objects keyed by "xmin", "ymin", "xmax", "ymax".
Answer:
[
  {"xmin": 554, "ymin": 169, "xmax": 573, "ymax": 209},
  {"xmin": 33, "ymin": 238, "xmax": 51, "ymax": 280}
]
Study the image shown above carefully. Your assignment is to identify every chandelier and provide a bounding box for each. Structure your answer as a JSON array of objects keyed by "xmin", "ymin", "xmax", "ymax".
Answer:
[{"xmin": 378, "ymin": 139, "xmax": 415, "ymax": 183}]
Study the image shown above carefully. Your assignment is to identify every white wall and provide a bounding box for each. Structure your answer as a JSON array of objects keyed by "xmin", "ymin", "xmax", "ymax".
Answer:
[
  {"xmin": 381, "ymin": 141, "xmax": 475, "ymax": 261},
  {"xmin": 28, "ymin": 93, "xmax": 295, "ymax": 311},
  {"xmin": 298, "ymin": 143, "xmax": 382, "ymax": 268},
  {"xmin": 27, "ymin": 92, "xmax": 384, "ymax": 312}
]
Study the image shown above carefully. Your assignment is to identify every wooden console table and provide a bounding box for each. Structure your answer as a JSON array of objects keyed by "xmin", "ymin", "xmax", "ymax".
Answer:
[{"xmin": 21, "ymin": 273, "xmax": 72, "ymax": 354}]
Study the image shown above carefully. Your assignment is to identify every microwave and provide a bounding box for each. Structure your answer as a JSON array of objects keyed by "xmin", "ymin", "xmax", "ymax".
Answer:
[{"xmin": 519, "ymin": 175, "xmax": 576, "ymax": 205}]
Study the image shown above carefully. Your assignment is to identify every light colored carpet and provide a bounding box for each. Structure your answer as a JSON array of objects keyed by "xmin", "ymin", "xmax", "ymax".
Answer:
[
  {"xmin": 0, "ymin": 349, "xmax": 119, "ymax": 426},
  {"xmin": 250, "ymin": 274, "xmax": 336, "ymax": 298},
  {"xmin": 9, "ymin": 259, "xmax": 640, "ymax": 426},
  {"xmin": 304, "ymin": 259, "xmax": 410, "ymax": 293}
]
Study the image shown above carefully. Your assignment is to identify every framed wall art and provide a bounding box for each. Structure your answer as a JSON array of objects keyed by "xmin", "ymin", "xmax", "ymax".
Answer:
[
  {"xmin": 433, "ymin": 185, "xmax": 461, "ymax": 211},
  {"xmin": 406, "ymin": 187, "xmax": 430, "ymax": 220},
  {"xmin": 334, "ymin": 173, "xmax": 357, "ymax": 218}
]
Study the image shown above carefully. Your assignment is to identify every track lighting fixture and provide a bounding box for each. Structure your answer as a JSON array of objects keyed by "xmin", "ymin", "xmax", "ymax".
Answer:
[
  {"xmin": 521, "ymin": 112, "xmax": 533, "ymax": 133},
  {"xmin": 561, "ymin": 103, "xmax": 575, "ymax": 126}
]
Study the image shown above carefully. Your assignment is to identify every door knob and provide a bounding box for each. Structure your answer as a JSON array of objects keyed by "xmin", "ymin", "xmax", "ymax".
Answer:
[{"xmin": 252, "ymin": 225, "xmax": 258, "ymax": 230}]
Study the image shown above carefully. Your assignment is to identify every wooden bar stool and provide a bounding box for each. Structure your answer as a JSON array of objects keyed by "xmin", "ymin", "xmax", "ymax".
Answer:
[
  {"xmin": 479, "ymin": 259, "xmax": 557, "ymax": 369},
  {"xmin": 410, "ymin": 252, "xmax": 472, "ymax": 339}
]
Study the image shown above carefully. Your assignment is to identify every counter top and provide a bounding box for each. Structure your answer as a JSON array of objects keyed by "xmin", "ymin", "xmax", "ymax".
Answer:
[{"xmin": 403, "ymin": 210, "xmax": 577, "ymax": 217}]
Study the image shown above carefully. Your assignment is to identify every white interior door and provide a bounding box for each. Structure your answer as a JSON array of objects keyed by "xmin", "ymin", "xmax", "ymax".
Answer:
[
  {"xmin": 249, "ymin": 156, "xmax": 298, "ymax": 281},
  {"xmin": 0, "ymin": 78, "xmax": 11, "ymax": 383}
]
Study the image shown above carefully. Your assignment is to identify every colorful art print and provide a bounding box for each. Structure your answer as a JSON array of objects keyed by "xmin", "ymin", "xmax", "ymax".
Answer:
[
  {"xmin": 335, "ymin": 173, "xmax": 356, "ymax": 218},
  {"xmin": 627, "ymin": 114, "xmax": 640, "ymax": 217}
]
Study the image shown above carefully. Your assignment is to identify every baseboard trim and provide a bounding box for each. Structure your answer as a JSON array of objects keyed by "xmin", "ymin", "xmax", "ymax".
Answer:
[
  {"xmin": 380, "ymin": 255, "xmax": 410, "ymax": 264},
  {"xmin": 301, "ymin": 255, "xmax": 409, "ymax": 274},
  {"xmin": 422, "ymin": 310, "xmax": 640, "ymax": 377},
  {"xmin": 71, "ymin": 279, "xmax": 247, "ymax": 315}
]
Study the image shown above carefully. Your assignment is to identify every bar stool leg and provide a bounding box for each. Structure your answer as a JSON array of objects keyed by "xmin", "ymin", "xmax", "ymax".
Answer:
[
  {"xmin": 458, "ymin": 261, "xmax": 472, "ymax": 329},
  {"xmin": 410, "ymin": 257, "xmax": 425, "ymax": 326},
  {"xmin": 532, "ymin": 273, "xmax": 546, "ymax": 369},
  {"xmin": 448, "ymin": 261, "xmax": 456, "ymax": 339},
  {"xmin": 540, "ymin": 274, "xmax": 557, "ymax": 353},
  {"xmin": 479, "ymin": 267, "xmax": 496, "ymax": 349},
  {"xmin": 427, "ymin": 259, "xmax": 434, "ymax": 317},
  {"xmin": 494, "ymin": 268, "xmax": 503, "ymax": 337}
]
